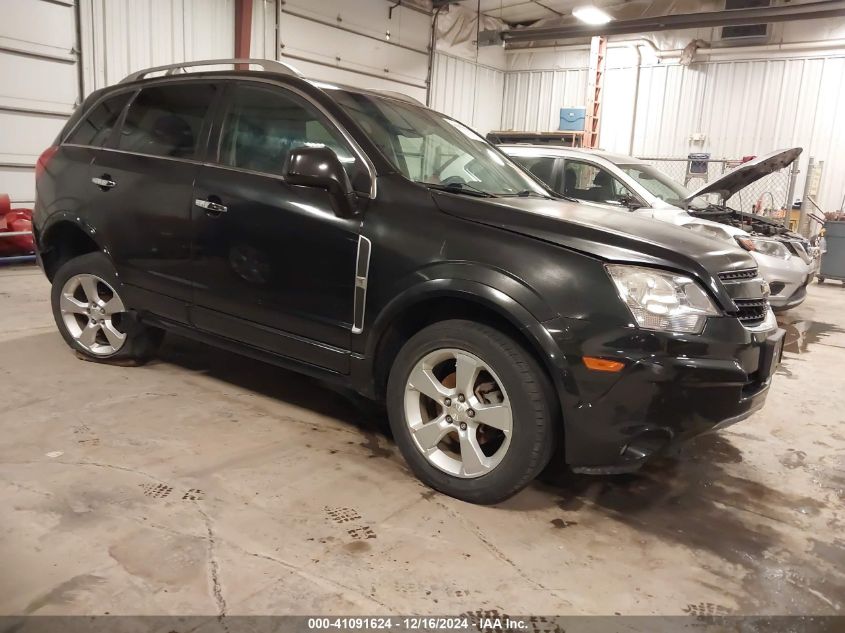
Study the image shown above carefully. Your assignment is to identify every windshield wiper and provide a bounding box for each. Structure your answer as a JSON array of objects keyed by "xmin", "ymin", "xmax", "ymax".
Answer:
[
  {"xmin": 418, "ymin": 182, "xmax": 495, "ymax": 198},
  {"xmin": 498, "ymin": 190, "xmax": 552, "ymax": 199},
  {"xmin": 549, "ymin": 191, "xmax": 580, "ymax": 203}
]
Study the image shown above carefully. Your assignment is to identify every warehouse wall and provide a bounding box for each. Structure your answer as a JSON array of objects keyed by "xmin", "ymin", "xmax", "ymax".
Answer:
[
  {"xmin": 78, "ymin": 0, "xmax": 235, "ymax": 92},
  {"xmin": 502, "ymin": 42, "xmax": 845, "ymax": 212},
  {"xmin": 430, "ymin": 52, "xmax": 505, "ymax": 134},
  {"xmin": 0, "ymin": 0, "xmax": 79, "ymax": 206}
]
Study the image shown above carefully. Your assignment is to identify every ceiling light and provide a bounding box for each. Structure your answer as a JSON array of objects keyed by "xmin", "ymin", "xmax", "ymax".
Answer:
[{"xmin": 573, "ymin": 5, "xmax": 614, "ymax": 25}]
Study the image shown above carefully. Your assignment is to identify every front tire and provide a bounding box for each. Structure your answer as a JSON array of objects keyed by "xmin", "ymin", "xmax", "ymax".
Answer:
[
  {"xmin": 51, "ymin": 252, "xmax": 163, "ymax": 363},
  {"xmin": 386, "ymin": 320, "xmax": 557, "ymax": 504}
]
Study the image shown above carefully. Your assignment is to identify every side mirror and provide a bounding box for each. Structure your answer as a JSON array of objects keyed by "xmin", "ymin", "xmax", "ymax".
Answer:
[
  {"xmin": 284, "ymin": 146, "xmax": 358, "ymax": 217},
  {"xmin": 617, "ymin": 193, "xmax": 642, "ymax": 211}
]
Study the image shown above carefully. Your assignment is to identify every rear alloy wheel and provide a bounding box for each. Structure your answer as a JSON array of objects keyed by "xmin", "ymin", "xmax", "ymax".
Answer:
[
  {"xmin": 387, "ymin": 320, "xmax": 557, "ymax": 504},
  {"xmin": 59, "ymin": 273, "xmax": 127, "ymax": 356},
  {"xmin": 51, "ymin": 252, "xmax": 163, "ymax": 363}
]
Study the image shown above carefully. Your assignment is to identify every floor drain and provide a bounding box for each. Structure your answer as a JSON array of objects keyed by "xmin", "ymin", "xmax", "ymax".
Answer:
[
  {"xmin": 347, "ymin": 526, "xmax": 377, "ymax": 540},
  {"xmin": 140, "ymin": 483, "xmax": 173, "ymax": 498},
  {"xmin": 326, "ymin": 506, "xmax": 362, "ymax": 524},
  {"xmin": 182, "ymin": 488, "xmax": 204, "ymax": 501}
]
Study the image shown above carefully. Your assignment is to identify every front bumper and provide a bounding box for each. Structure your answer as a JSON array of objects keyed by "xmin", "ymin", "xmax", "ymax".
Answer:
[
  {"xmin": 538, "ymin": 315, "xmax": 783, "ymax": 473},
  {"xmin": 752, "ymin": 251, "xmax": 811, "ymax": 309}
]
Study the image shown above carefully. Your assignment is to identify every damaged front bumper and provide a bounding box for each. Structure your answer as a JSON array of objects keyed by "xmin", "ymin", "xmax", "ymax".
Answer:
[{"xmin": 539, "ymin": 315, "xmax": 784, "ymax": 474}]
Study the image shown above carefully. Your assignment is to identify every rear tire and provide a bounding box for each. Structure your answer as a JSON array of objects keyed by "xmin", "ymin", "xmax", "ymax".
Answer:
[
  {"xmin": 386, "ymin": 319, "xmax": 557, "ymax": 504},
  {"xmin": 50, "ymin": 252, "xmax": 163, "ymax": 363}
]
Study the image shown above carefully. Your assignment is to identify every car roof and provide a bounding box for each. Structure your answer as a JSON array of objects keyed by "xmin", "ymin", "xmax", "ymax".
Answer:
[{"xmin": 499, "ymin": 144, "xmax": 648, "ymax": 166}]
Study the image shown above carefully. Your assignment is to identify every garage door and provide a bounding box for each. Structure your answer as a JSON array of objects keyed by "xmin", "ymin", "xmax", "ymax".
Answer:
[
  {"xmin": 0, "ymin": 0, "xmax": 79, "ymax": 207},
  {"xmin": 275, "ymin": 0, "xmax": 431, "ymax": 103}
]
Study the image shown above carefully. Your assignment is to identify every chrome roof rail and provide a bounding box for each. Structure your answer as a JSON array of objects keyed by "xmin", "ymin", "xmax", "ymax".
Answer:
[
  {"xmin": 121, "ymin": 58, "xmax": 302, "ymax": 83},
  {"xmin": 370, "ymin": 90, "xmax": 424, "ymax": 106}
]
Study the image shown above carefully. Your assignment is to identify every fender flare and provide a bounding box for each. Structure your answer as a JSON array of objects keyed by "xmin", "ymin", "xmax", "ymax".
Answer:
[
  {"xmin": 362, "ymin": 268, "xmax": 568, "ymax": 385},
  {"xmin": 38, "ymin": 213, "xmax": 116, "ymax": 279},
  {"xmin": 39, "ymin": 212, "xmax": 104, "ymax": 253}
]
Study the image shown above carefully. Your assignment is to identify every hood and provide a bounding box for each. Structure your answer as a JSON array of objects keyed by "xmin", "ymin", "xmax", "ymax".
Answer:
[
  {"xmin": 431, "ymin": 192, "xmax": 757, "ymax": 305},
  {"xmin": 684, "ymin": 148, "xmax": 802, "ymax": 202}
]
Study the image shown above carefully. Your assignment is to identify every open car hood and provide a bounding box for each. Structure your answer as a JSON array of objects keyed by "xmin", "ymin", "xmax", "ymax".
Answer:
[{"xmin": 684, "ymin": 148, "xmax": 802, "ymax": 203}]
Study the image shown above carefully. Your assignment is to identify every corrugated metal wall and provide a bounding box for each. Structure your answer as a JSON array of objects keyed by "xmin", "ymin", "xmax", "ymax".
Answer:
[
  {"xmin": 502, "ymin": 53, "xmax": 845, "ymax": 212},
  {"xmin": 79, "ymin": 0, "xmax": 235, "ymax": 92},
  {"xmin": 430, "ymin": 53, "xmax": 505, "ymax": 134},
  {"xmin": 501, "ymin": 68, "xmax": 588, "ymax": 132}
]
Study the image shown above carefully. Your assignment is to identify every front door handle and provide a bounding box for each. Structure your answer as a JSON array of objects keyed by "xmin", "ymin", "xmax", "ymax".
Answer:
[
  {"xmin": 92, "ymin": 175, "xmax": 116, "ymax": 189},
  {"xmin": 195, "ymin": 198, "xmax": 228, "ymax": 215}
]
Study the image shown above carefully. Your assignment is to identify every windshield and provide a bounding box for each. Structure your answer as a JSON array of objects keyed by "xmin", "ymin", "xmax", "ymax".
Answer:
[
  {"xmin": 332, "ymin": 90, "xmax": 549, "ymax": 197},
  {"xmin": 618, "ymin": 163, "xmax": 691, "ymax": 205}
]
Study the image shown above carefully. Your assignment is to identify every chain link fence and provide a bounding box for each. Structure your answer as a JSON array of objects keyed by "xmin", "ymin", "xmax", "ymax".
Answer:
[{"xmin": 637, "ymin": 157, "xmax": 799, "ymax": 225}]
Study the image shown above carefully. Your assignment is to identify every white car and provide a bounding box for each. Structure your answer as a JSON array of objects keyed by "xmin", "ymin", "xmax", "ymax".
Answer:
[{"xmin": 500, "ymin": 145, "xmax": 813, "ymax": 311}]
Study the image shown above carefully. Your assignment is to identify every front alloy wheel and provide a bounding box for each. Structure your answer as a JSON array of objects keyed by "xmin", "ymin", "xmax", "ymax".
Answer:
[
  {"xmin": 387, "ymin": 320, "xmax": 557, "ymax": 505},
  {"xmin": 404, "ymin": 348, "xmax": 513, "ymax": 478}
]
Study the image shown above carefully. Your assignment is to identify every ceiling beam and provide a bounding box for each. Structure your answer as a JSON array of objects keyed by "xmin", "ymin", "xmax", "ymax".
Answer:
[{"xmin": 502, "ymin": 0, "xmax": 845, "ymax": 43}]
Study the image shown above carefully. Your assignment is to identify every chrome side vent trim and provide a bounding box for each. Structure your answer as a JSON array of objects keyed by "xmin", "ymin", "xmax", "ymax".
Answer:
[{"xmin": 352, "ymin": 235, "xmax": 372, "ymax": 334}]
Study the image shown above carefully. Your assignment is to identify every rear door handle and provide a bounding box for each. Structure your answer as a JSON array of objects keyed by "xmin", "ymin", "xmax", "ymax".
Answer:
[
  {"xmin": 91, "ymin": 176, "xmax": 116, "ymax": 189},
  {"xmin": 195, "ymin": 198, "xmax": 228, "ymax": 215}
]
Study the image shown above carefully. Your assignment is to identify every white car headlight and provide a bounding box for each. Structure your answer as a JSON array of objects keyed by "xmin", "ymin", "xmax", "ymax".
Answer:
[
  {"xmin": 606, "ymin": 265, "xmax": 720, "ymax": 334},
  {"xmin": 736, "ymin": 236, "xmax": 791, "ymax": 260}
]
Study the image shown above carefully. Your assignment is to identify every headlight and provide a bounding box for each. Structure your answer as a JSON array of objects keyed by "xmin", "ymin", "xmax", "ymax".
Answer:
[
  {"xmin": 606, "ymin": 265, "xmax": 720, "ymax": 334},
  {"xmin": 736, "ymin": 236, "xmax": 791, "ymax": 260}
]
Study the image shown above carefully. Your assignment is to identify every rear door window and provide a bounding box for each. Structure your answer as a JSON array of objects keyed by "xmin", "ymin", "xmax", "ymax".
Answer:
[
  {"xmin": 117, "ymin": 83, "xmax": 216, "ymax": 159},
  {"xmin": 65, "ymin": 92, "xmax": 132, "ymax": 147}
]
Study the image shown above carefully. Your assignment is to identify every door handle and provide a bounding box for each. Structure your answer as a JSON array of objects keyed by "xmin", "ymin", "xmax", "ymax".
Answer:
[
  {"xmin": 195, "ymin": 198, "xmax": 228, "ymax": 215},
  {"xmin": 92, "ymin": 176, "xmax": 116, "ymax": 189}
]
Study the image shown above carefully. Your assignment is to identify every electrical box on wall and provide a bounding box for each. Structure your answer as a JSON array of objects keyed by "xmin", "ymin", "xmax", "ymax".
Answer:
[
  {"xmin": 477, "ymin": 29, "xmax": 503, "ymax": 47},
  {"xmin": 560, "ymin": 108, "xmax": 586, "ymax": 131}
]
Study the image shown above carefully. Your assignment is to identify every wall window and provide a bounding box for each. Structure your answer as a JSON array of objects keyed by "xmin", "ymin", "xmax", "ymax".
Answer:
[
  {"xmin": 66, "ymin": 92, "xmax": 132, "ymax": 147},
  {"xmin": 218, "ymin": 85, "xmax": 362, "ymax": 188},
  {"xmin": 117, "ymin": 83, "xmax": 216, "ymax": 159}
]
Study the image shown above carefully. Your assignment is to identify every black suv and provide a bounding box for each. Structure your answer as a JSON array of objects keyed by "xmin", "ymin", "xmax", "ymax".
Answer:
[{"xmin": 34, "ymin": 59, "xmax": 784, "ymax": 504}]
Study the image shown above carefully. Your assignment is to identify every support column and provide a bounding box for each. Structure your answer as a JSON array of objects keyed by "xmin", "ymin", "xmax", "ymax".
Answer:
[{"xmin": 235, "ymin": 0, "xmax": 254, "ymax": 60}]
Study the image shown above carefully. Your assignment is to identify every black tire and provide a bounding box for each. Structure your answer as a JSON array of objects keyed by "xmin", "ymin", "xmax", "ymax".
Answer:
[
  {"xmin": 386, "ymin": 319, "xmax": 558, "ymax": 504},
  {"xmin": 50, "ymin": 252, "xmax": 163, "ymax": 363}
]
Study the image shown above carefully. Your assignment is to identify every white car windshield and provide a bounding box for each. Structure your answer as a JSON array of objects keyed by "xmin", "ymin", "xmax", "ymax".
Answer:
[
  {"xmin": 332, "ymin": 90, "xmax": 550, "ymax": 198},
  {"xmin": 619, "ymin": 163, "xmax": 708, "ymax": 209}
]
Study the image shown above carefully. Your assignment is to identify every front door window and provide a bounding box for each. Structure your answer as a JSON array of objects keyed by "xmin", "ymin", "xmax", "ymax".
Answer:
[{"xmin": 563, "ymin": 160, "xmax": 635, "ymax": 206}]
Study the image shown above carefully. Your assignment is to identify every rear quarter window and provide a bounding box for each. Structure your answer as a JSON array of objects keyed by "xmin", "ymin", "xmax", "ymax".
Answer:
[
  {"xmin": 65, "ymin": 92, "xmax": 133, "ymax": 147},
  {"xmin": 117, "ymin": 83, "xmax": 216, "ymax": 159}
]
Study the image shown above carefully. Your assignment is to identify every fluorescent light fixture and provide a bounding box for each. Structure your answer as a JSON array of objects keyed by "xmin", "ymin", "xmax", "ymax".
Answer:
[{"xmin": 573, "ymin": 5, "xmax": 613, "ymax": 25}]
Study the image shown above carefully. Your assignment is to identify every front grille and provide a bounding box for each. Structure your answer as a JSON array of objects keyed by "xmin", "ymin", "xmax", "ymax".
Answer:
[
  {"xmin": 733, "ymin": 298, "xmax": 768, "ymax": 326},
  {"xmin": 718, "ymin": 268, "xmax": 758, "ymax": 282}
]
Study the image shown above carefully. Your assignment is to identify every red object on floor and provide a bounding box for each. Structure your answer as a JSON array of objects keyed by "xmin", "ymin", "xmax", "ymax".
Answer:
[{"xmin": 0, "ymin": 193, "xmax": 35, "ymax": 256}]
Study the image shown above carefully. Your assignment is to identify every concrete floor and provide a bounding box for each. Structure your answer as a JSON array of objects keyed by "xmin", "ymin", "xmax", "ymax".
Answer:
[{"xmin": 1, "ymin": 264, "xmax": 843, "ymax": 617}]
